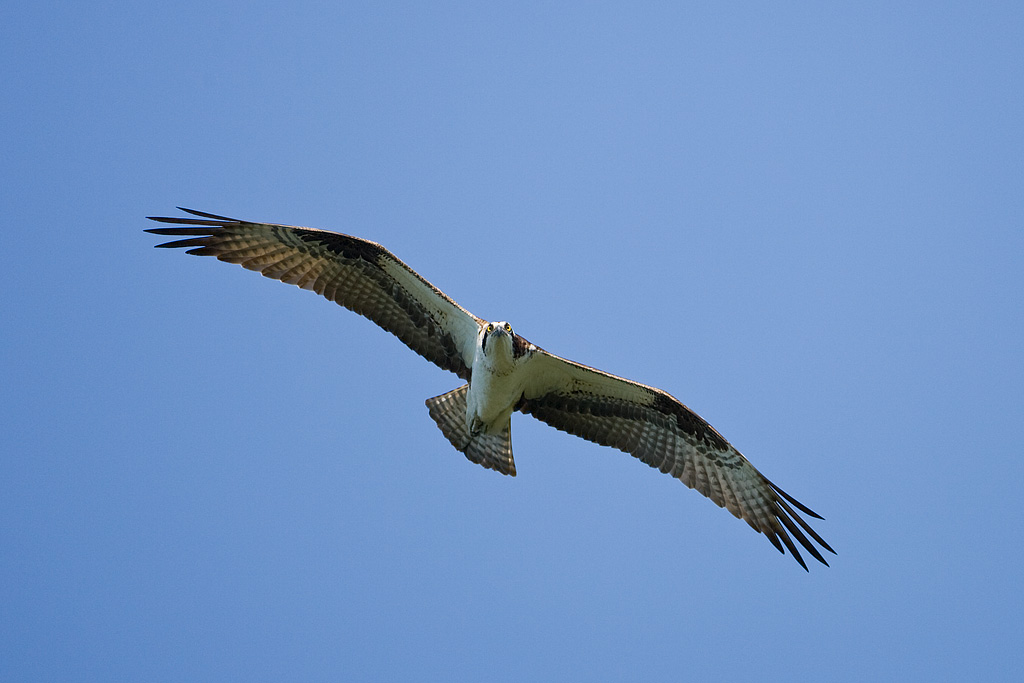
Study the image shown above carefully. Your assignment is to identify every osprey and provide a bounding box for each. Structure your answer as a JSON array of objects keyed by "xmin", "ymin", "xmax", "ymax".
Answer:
[{"xmin": 147, "ymin": 208, "xmax": 834, "ymax": 570}]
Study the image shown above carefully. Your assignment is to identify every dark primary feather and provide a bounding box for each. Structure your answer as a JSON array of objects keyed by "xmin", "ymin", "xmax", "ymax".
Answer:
[{"xmin": 146, "ymin": 208, "xmax": 479, "ymax": 380}]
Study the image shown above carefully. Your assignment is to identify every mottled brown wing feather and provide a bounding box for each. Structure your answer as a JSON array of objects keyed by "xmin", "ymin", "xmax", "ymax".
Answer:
[
  {"xmin": 519, "ymin": 349, "xmax": 834, "ymax": 570},
  {"xmin": 146, "ymin": 208, "xmax": 482, "ymax": 380}
]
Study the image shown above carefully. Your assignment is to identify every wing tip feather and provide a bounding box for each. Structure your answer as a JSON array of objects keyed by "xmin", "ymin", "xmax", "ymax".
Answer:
[{"xmin": 761, "ymin": 484, "xmax": 835, "ymax": 569}]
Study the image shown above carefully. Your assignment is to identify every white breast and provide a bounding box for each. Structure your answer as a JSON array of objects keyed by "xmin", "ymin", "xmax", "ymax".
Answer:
[{"xmin": 465, "ymin": 330, "xmax": 525, "ymax": 434}]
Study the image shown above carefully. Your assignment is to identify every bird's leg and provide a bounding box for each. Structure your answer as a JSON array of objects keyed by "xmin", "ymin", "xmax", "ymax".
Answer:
[{"xmin": 469, "ymin": 415, "xmax": 486, "ymax": 437}]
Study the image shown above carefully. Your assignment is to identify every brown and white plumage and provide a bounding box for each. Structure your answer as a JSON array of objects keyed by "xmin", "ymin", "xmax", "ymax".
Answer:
[{"xmin": 147, "ymin": 208, "xmax": 835, "ymax": 570}]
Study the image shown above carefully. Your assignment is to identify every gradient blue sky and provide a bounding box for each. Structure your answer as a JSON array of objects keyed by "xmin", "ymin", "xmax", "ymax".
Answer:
[{"xmin": 3, "ymin": 2, "xmax": 1022, "ymax": 680}]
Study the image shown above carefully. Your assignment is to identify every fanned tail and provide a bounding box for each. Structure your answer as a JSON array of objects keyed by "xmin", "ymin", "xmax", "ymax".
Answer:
[{"xmin": 426, "ymin": 385, "xmax": 516, "ymax": 476}]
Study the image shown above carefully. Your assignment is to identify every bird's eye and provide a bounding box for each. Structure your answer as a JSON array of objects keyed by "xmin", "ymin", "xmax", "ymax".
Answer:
[
  {"xmin": 486, "ymin": 324, "xmax": 494, "ymax": 333},
  {"xmin": 504, "ymin": 323, "xmax": 512, "ymax": 333}
]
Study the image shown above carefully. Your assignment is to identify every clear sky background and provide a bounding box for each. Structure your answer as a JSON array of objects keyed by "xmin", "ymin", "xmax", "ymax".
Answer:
[{"xmin": 2, "ymin": 2, "xmax": 1022, "ymax": 681}]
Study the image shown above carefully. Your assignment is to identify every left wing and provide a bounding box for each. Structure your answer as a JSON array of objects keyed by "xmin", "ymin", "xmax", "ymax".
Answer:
[
  {"xmin": 146, "ymin": 208, "xmax": 483, "ymax": 380},
  {"xmin": 517, "ymin": 348, "xmax": 834, "ymax": 570}
]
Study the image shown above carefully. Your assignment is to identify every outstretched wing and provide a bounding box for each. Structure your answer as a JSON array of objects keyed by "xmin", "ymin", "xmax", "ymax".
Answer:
[
  {"xmin": 146, "ymin": 208, "xmax": 482, "ymax": 380},
  {"xmin": 518, "ymin": 348, "xmax": 835, "ymax": 570}
]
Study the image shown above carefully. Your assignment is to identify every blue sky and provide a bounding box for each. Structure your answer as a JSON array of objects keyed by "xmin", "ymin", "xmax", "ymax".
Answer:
[{"xmin": 2, "ymin": 1, "xmax": 1022, "ymax": 680}]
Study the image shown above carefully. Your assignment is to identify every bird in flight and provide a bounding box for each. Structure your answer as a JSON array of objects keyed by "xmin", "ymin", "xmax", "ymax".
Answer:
[{"xmin": 147, "ymin": 208, "xmax": 834, "ymax": 569}]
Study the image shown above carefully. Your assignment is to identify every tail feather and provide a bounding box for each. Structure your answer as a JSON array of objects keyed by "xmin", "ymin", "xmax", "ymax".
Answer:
[{"xmin": 425, "ymin": 385, "xmax": 516, "ymax": 476}]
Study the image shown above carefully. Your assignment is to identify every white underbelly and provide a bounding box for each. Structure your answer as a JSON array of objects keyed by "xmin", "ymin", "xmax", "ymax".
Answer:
[{"xmin": 466, "ymin": 366, "xmax": 523, "ymax": 433}]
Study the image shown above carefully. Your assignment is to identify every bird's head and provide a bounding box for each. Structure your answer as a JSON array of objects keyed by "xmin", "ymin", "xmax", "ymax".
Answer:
[{"xmin": 480, "ymin": 320, "xmax": 515, "ymax": 362}]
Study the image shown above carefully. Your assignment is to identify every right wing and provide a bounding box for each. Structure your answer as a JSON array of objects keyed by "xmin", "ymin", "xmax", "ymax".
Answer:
[{"xmin": 147, "ymin": 208, "xmax": 483, "ymax": 380}]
